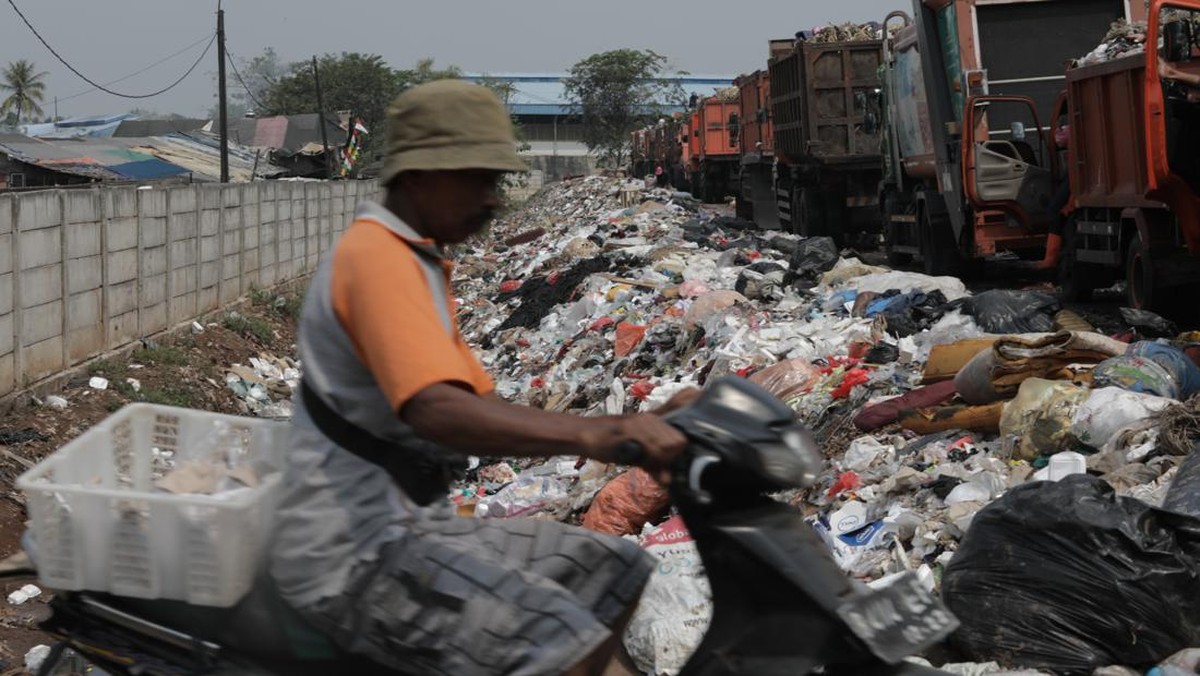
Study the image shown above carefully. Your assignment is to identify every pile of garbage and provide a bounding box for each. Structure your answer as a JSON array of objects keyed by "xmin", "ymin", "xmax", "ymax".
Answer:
[
  {"xmin": 223, "ymin": 352, "xmax": 301, "ymax": 419},
  {"xmin": 1076, "ymin": 18, "xmax": 1148, "ymax": 66},
  {"xmin": 448, "ymin": 175, "xmax": 1200, "ymax": 674},
  {"xmin": 799, "ymin": 21, "xmax": 885, "ymax": 44}
]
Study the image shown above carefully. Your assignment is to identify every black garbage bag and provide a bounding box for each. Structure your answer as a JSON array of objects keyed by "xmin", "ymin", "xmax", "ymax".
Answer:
[
  {"xmin": 711, "ymin": 215, "xmax": 756, "ymax": 231},
  {"xmin": 735, "ymin": 263, "xmax": 788, "ymax": 301},
  {"xmin": 958, "ymin": 289, "xmax": 1060, "ymax": 334},
  {"xmin": 1165, "ymin": 447, "xmax": 1200, "ymax": 518},
  {"xmin": 942, "ymin": 475, "xmax": 1200, "ymax": 675},
  {"xmin": 790, "ymin": 236, "xmax": 838, "ymax": 279}
]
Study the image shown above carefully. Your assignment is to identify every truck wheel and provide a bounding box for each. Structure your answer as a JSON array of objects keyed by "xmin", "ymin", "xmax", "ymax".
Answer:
[
  {"xmin": 795, "ymin": 188, "xmax": 826, "ymax": 238},
  {"xmin": 882, "ymin": 191, "xmax": 913, "ymax": 266},
  {"xmin": 1059, "ymin": 217, "xmax": 1104, "ymax": 303},
  {"xmin": 1126, "ymin": 234, "xmax": 1157, "ymax": 311},
  {"xmin": 919, "ymin": 208, "xmax": 962, "ymax": 276}
]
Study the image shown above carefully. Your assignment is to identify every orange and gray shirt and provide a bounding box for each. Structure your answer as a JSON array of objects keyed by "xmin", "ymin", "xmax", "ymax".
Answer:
[{"xmin": 269, "ymin": 201, "xmax": 493, "ymax": 606}]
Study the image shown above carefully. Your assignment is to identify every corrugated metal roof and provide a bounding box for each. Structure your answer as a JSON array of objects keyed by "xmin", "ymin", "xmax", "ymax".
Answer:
[
  {"xmin": 113, "ymin": 119, "xmax": 208, "ymax": 137},
  {"xmin": 0, "ymin": 132, "xmax": 285, "ymax": 182},
  {"xmin": 22, "ymin": 113, "xmax": 137, "ymax": 139},
  {"xmin": 226, "ymin": 114, "xmax": 345, "ymax": 154}
]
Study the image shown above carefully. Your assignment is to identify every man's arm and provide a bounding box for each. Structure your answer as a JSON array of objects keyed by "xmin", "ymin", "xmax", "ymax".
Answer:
[{"xmin": 403, "ymin": 383, "xmax": 687, "ymax": 468}]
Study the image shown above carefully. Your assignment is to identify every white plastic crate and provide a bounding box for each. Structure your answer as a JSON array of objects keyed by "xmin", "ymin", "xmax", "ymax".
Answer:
[{"xmin": 17, "ymin": 403, "xmax": 288, "ymax": 607}]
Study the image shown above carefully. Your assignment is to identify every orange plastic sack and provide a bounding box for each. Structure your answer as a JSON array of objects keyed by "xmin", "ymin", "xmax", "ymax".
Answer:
[
  {"xmin": 581, "ymin": 468, "xmax": 670, "ymax": 536},
  {"xmin": 749, "ymin": 359, "xmax": 822, "ymax": 400},
  {"xmin": 615, "ymin": 322, "xmax": 648, "ymax": 357}
]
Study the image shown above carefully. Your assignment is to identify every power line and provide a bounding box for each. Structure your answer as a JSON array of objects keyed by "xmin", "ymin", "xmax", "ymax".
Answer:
[
  {"xmin": 5, "ymin": 0, "xmax": 215, "ymax": 99},
  {"xmin": 56, "ymin": 33, "xmax": 215, "ymax": 104},
  {"xmin": 225, "ymin": 47, "xmax": 268, "ymax": 113}
]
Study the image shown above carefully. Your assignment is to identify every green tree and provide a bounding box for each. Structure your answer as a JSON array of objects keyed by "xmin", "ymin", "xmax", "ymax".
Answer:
[
  {"xmin": 564, "ymin": 49, "xmax": 685, "ymax": 168},
  {"xmin": 0, "ymin": 60, "xmax": 48, "ymax": 126},
  {"xmin": 264, "ymin": 53, "xmax": 408, "ymax": 156}
]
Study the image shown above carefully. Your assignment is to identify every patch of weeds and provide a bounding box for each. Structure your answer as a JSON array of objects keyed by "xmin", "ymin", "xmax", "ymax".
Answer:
[
  {"xmin": 249, "ymin": 287, "xmax": 272, "ymax": 306},
  {"xmin": 272, "ymin": 293, "xmax": 304, "ymax": 319},
  {"xmin": 223, "ymin": 313, "xmax": 274, "ymax": 343},
  {"xmin": 87, "ymin": 359, "xmax": 124, "ymax": 377},
  {"xmin": 135, "ymin": 345, "xmax": 191, "ymax": 367},
  {"xmin": 137, "ymin": 384, "xmax": 201, "ymax": 409},
  {"xmin": 112, "ymin": 379, "xmax": 139, "ymax": 398}
]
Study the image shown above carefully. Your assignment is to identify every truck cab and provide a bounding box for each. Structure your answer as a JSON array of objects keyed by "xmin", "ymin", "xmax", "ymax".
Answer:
[{"xmin": 880, "ymin": 0, "xmax": 1136, "ymax": 274}]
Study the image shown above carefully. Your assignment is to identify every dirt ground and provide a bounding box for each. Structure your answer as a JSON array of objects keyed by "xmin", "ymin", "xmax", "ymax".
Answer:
[{"xmin": 0, "ymin": 288, "xmax": 304, "ymax": 671}]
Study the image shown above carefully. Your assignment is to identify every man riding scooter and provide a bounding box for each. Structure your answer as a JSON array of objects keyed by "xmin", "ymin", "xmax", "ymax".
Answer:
[{"xmin": 270, "ymin": 79, "xmax": 700, "ymax": 676}]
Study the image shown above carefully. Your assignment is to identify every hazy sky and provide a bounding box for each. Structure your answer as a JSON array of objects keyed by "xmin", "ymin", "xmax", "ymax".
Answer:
[{"xmin": 1, "ymin": 0, "xmax": 903, "ymax": 119}]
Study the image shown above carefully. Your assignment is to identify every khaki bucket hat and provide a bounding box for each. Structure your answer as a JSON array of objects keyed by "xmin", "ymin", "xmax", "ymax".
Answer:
[{"xmin": 380, "ymin": 79, "xmax": 528, "ymax": 184}]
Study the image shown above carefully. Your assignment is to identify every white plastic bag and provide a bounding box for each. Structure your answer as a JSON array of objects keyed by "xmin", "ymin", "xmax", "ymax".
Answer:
[
  {"xmin": 624, "ymin": 516, "xmax": 711, "ymax": 676},
  {"xmin": 1069, "ymin": 387, "xmax": 1172, "ymax": 450}
]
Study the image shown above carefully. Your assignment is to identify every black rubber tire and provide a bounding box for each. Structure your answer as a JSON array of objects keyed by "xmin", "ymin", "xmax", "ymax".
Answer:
[
  {"xmin": 882, "ymin": 191, "xmax": 914, "ymax": 267},
  {"xmin": 1059, "ymin": 217, "xmax": 1105, "ymax": 303},
  {"xmin": 1126, "ymin": 233, "xmax": 1156, "ymax": 311},
  {"xmin": 919, "ymin": 207, "xmax": 962, "ymax": 276},
  {"xmin": 795, "ymin": 188, "xmax": 827, "ymax": 238}
]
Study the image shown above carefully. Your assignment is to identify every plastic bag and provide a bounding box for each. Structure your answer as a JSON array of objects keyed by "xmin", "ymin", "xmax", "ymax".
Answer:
[
  {"xmin": 580, "ymin": 468, "xmax": 670, "ymax": 536},
  {"xmin": 943, "ymin": 475, "xmax": 1200, "ymax": 674},
  {"xmin": 474, "ymin": 475, "xmax": 572, "ymax": 519},
  {"xmin": 624, "ymin": 516, "xmax": 711, "ymax": 676},
  {"xmin": 999, "ymin": 378, "xmax": 1089, "ymax": 460},
  {"xmin": 789, "ymin": 236, "xmax": 838, "ymax": 278},
  {"xmin": 615, "ymin": 322, "xmax": 648, "ymax": 357},
  {"xmin": 1069, "ymin": 387, "xmax": 1173, "ymax": 450},
  {"xmin": 843, "ymin": 271, "xmax": 970, "ymax": 302},
  {"xmin": 748, "ymin": 359, "xmax": 822, "ymax": 400},
  {"xmin": 958, "ymin": 289, "xmax": 1060, "ymax": 334},
  {"xmin": 683, "ymin": 290, "xmax": 748, "ymax": 330},
  {"xmin": 1093, "ymin": 355, "xmax": 1180, "ymax": 399},
  {"xmin": 1164, "ymin": 448, "xmax": 1200, "ymax": 518},
  {"xmin": 1128, "ymin": 341, "xmax": 1200, "ymax": 399},
  {"xmin": 1121, "ymin": 306, "xmax": 1177, "ymax": 338}
]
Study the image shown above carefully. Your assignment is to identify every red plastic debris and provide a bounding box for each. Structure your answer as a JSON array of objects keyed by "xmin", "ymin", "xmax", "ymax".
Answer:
[
  {"xmin": 589, "ymin": 316, "xmax": 616, "ymax": 333},
  {"xmin": 735, "ymin": 366, "xmax": 755, "ymax": 378},
  {"xmin": 530, "ymin": 377, "xmax": 546, "ymax": 389},
  {"xmin": 547, "ymin": 271, "xmax": 562, "ymax": 285},
  {"xmin": 826, "ymin": 472, "xmax": 862, "ymax": 499},
  {"xmin": 746, "ymin": 250, "xmax": 762, "ymax": 261},
  {"xmin": 614, "ymin": 322, "xmax": 648, "ymax": 358},
  {"xmin": 516, "ymin": 338, "xmax": 531, "ymax": 348},
  {"xmin": 831, "ymin": 368, "xmax": 870, "ymax": 399},
  {"xmin": 628, "ymin": 380, "xmax": 657, "ymax": 401},
  {"xmin": 499, "ymin": 280, "xmax": 522, "ymax": 293}
]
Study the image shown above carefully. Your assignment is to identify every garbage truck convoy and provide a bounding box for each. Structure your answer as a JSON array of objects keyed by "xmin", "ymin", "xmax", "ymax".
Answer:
[{"xmin": 630, "ymin": 0, "xmax": 1200, "ymax": 315}]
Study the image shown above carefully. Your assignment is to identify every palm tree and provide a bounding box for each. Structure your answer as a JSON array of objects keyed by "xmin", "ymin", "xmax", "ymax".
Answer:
[{"xmin": 0, "ymin": 60, "xmax": 48, "ymax": 126}]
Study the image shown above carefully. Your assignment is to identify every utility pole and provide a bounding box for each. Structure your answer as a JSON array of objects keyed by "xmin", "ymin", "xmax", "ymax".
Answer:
[
  {"xmin": 217, "ymin": 3, "xmax": 230, "ymax": 183},
  {"xmin": 312, "ymin": 56, "xmax": 332, "ymax": 179}
]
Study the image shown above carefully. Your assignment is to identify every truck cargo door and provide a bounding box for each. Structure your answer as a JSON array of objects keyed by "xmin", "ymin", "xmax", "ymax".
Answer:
[{"xmin": 963, "ymin": 96, "xmax": 1054, "ymax": 228}]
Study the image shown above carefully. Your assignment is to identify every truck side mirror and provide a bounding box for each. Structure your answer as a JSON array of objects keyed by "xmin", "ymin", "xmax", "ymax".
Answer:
[
  {"xmin": 1010, "ymin": 121, "xmax": 1027, "ymax": 141},
  {"xmin": 1165, "ymin": 20, "xmax": 1193, "ymax": 63}
]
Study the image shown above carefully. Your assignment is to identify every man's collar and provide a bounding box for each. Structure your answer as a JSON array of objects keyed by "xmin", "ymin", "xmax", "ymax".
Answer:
[{"xmin": 354, "ymin": 201, "xmax": 445, "ymax": 260}]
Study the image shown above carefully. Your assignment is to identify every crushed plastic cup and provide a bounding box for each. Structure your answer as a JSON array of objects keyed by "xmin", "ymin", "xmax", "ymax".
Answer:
[
  {"xmin": 88, "ymin": 376, "xmax": 109, "ymax": 390},
  {"xmin": 7, "ymin": 583, "xmax": 41, "ymax": 605},
  {"xmin": 25, "ymin": 644, "xmax": 51, "ymax": 672}
]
